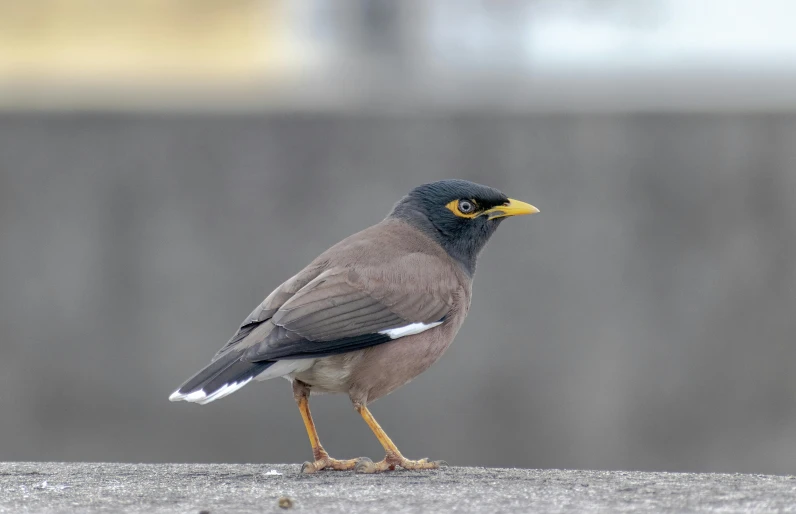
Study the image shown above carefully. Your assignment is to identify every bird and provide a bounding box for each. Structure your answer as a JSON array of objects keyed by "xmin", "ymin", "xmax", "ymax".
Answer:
[{"xmin": 169, "ymin": 179, "xmax": 538, "ymax": 473}]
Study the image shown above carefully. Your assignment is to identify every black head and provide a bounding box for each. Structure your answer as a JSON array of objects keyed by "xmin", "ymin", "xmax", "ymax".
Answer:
[{"xmin": 388, "ymin": 179, "xmax": 538, "ymax": 275}]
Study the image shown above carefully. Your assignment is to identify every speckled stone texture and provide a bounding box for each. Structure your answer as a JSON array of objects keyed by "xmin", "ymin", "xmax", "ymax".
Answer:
[{"xmin": 2, "ymin": 462, "xmax": 795, "ymax": 513}]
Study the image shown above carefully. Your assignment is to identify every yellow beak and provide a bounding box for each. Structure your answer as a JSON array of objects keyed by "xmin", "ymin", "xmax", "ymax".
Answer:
[{"xmin": 482, "ymin": 198, "xmax": 539, "ymax": 220}]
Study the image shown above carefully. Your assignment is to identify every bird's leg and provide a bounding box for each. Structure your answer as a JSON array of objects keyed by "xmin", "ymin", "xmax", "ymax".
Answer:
[
  {"xmin": 293, "ymin": 380, "xmax": 358, "ymax": 473},
  {"xmin": 353, "ymin": 402, "xmax": 447, "ymax": 473}
]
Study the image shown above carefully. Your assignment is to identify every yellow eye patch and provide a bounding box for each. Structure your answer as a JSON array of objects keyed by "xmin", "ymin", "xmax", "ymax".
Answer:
[{"xmin": 445, "ymin": 199, "xmax": 480, "ymax": 218}]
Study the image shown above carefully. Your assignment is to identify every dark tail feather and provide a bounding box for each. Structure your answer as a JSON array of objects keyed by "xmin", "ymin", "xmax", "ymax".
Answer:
[{"xmin": 169, "ymin": 351, "xmax": 273, "ymax": 404}]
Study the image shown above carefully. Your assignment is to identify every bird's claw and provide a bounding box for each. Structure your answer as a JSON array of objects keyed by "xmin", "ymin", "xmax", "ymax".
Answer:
[
  {"xmin": 354, "ymin": 455, "xmax": 446, "ymax": 473},
  {"xmin": 398, "ymin": 457, "xmax": 446, "ymax": 470},
  {"xmin": 301, "ymin": 456, "xmax": 358, "ymax": 473},
  {"xmin": 418, "ymin": 458, "xmax": 448, "ymax": 467}
]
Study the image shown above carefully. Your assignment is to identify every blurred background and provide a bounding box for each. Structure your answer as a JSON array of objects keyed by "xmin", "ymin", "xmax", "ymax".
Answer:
[{"xmin": 1, "ymin": 0, "xmax": 796, "ymax": 475}]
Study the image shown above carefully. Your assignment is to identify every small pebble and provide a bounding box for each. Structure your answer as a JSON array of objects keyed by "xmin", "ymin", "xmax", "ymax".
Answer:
[{"xmin": 278, "ymin": 496, "xmax": 294, "ymax": 509}]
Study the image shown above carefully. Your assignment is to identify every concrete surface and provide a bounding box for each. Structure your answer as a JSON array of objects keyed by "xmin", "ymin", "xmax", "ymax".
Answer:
[{"xmin": 2, "ymin": 463, "xmax": 796, "ymax": 513}]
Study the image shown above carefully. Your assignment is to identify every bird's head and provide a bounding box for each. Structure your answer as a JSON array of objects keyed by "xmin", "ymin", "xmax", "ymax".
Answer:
[{"xmin": 389, "ymin": 179, "xmax": 538, "ymax": 275}]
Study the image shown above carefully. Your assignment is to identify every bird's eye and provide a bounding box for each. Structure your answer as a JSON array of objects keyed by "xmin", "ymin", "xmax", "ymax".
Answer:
[
  {"xmin": 458, "ymin": 199, "xmax": 475, "ymax": 214},
  {"xmin": 445, "ymin": 198, "xmax": 479, "ymax": 218}
]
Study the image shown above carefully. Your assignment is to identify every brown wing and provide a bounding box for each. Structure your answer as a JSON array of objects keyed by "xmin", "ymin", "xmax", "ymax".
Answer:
[{"xmin": 216, "ymin": 251, "xmax": 457, "ymax": 363}]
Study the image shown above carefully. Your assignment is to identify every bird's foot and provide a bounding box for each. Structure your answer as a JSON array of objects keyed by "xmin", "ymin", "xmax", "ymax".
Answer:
[
  {"xmin": 300, "ymin": 453, "xmax": 358, "ymax": 474},
  {"xmin": 354, "ymin": 454, "xmax": 448, "ymax": 473}
]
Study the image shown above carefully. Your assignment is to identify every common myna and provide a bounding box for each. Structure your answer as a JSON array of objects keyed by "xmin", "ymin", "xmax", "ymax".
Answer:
[{"xmin": 170, "ymin": 180, "xmax": 538, "ymax": 473}]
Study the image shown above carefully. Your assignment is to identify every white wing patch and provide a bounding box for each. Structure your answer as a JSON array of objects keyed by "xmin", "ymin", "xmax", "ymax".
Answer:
[{"xmin": 378, "ymin": 321, "xmax": 443, "ymax": 340}]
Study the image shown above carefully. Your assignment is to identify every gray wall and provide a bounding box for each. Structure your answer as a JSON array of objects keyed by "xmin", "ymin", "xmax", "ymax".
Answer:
[{"xmin": 1, "ymin": 113, "xmax": 795, "ymax": 474}]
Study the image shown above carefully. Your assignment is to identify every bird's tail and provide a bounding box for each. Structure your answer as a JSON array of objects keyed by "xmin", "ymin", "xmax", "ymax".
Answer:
[{"xmin": 169, "ymin": 351, "xmax": 273, "ymax": 405}]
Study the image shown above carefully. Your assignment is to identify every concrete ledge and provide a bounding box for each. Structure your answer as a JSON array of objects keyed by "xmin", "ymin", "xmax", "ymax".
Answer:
[{"xmin": 2, "ymin": 462, "xmax": 795, "ymax": 513}]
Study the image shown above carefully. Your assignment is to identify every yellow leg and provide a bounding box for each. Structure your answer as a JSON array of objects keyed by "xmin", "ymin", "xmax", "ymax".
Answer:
[
  {"xmin": 294, "ymin": 381, "xmax": 358, "ymax": 473},
  {"xmin": 354, "ymin": 403, "xmax": 447, "ymax": 473}
]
